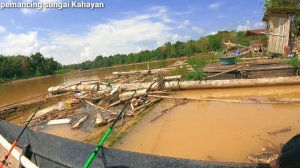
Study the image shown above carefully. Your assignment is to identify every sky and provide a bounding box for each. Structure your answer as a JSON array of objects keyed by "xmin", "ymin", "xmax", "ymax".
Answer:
[{"xmin": 0, "ymin": 0, "xmax": 266, "ymax": 65}]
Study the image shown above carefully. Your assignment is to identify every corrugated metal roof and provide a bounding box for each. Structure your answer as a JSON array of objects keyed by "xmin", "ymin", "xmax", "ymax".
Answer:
[{"xmin": 245, "ymin": 29, "xmax": 266, "ymax": 36}]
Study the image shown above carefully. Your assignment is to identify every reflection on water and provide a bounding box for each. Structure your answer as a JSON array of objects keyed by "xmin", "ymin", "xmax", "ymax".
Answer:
[
  {"xmin": 0, "ymin": 60, "xmax": 175, "ymax": 106},
  {"xmin": 114, "ymin": 86, "xmax": 300, "ymax": 163}
]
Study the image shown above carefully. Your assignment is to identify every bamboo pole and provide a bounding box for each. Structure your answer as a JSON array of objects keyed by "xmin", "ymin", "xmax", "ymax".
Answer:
[
  {"xmin": 0, "ymin": 135, "xmax": 39, "ymax": 168},
  {"xmin": 0, "ymin": 93, "xmax": 47, "ymax": 109},
  {"xmin": 150, "ymin": 100, "xmax": 187, "ymax": 122},
  {"xmin": 134, "ymin": 98, "xmax": 162, "ymax": 113},
  {"xmin": 206, "ymin": 66, "xmax": 243, "ymax": 79},
  {"xmin": 147, "ymin": 95, "xmax": 300, "ymax": 104},
  {"xmin": 153, "ymin": 75, "xmax": 182, "ymax": 81}
]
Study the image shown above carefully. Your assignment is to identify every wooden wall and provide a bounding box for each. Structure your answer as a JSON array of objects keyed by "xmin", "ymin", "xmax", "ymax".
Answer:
[{"xmin": 267, "ymin": 14, "xmax": 290, "ymax": 54}]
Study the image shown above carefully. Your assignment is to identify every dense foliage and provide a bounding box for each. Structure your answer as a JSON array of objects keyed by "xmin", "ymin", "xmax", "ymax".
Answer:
[
  {"xmin": 264, "ymin": 0, "xmax": 300, "ymax": 11},
  {"xmin": 0, "ymin": 52, "xmax": 62, "ymax": 82},
  {"xmin": 65, "ymin": 31, "xmax": 264, "ymax": 71},
  {"xmin": 287, "ymin": 57, "xmax": 300, "ymax": 69}
]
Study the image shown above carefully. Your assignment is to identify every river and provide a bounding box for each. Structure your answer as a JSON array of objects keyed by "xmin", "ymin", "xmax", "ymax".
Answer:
[
  {"xmin": 2, "ymin": 60, "xmax": 300, "ymax": 163},
  {"xmin": 114, "ymin": 86, "xmax": 300, "ymax": 163},
  {"xmin": 0, "ymin": 60, "xmax": 174, "ymax": 106}
]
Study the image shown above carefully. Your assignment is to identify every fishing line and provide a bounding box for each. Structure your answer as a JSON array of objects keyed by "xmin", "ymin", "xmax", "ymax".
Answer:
[
  {"xmin": 83, "ymin": 90, "xmax": 137, "ymax": 168},
  {"xmin": 0, "ymin": 100, "xmax": 45, "ymax": 168}
]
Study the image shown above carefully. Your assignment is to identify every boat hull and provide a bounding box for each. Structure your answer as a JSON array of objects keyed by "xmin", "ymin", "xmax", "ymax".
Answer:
[{"xmin": 0, "ymin": 121, "xmax": 267, "ymax": 168}]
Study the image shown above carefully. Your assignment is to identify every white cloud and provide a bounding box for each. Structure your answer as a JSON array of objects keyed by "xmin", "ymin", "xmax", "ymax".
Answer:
[
  {"xmin": 0, "ymin": 6, "xmax": 198, "ymax": 64},
  {"xmin": 0, "ymin": 26, "xmax": 6, "ymax": 33},
  {"xmin": 207, "ymin": 31, "xmax": 218, "ymax": 35},
  {"xmin": 43, "ymin": 17, "xmax": 171, "ymax": 63},
  {"xmin": 209, "ymin": 2, "xmax": 222, "ymax": 9},
  {"xmin": 236, "ymin": 20, "xmax": 265, "ymax": 31},
  {"xmin": 38, "ymin": 7, "xmax": 177, "ymax": 64},
  {"xmin": 253, "ymin": 22, "xmax": 265, "ymax": 28},
  {"xmin": 171, "ymin": 34, "xmax": 180, "ymax": 42},
  {"xmin": 192, "ymin": 26, "xmax": 204, "ymax": 34},
  {"xmin": 178, "ymin": 19, "xmax": 190, "ymax": 29},
  {"xmin": 183, "ymin": 35, "xmax": 191, "ymax": 40},
  {"xmin": 0, "ymin": 31, "xmax": 40, "ymax": 55}
]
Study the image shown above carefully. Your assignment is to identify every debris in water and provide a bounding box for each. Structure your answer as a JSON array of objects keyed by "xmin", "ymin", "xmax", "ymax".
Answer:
[
  {"xmin": 268, "ymin": 127, "xmax": 293, "ymax": 136},
  {"xmin": 247, "ymin": 140, "xmax": 279, "ymax": 164},
  {"xmin": 72, "ymin": 115, "xmax": 88, "ymax": 129}
]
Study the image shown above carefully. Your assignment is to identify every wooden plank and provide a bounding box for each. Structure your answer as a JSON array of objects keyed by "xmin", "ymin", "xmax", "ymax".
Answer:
[
  {"xmin": 275, "ymin": 17, "xmax": 281, "ymax": 53},
  {"xmin": 269, "ymin": 33, "xmax": 285, "ymax": 37},
  {"xmin": 268, "ymin": 16, "xmax": 275, "ymax": 52},
  {"xmin": 284, "ymin": 16, "xmax": 291, "ymax": 50},
  {"xmin": 267, "ymin": 15, "xmax": 290, "ymax": 54}
]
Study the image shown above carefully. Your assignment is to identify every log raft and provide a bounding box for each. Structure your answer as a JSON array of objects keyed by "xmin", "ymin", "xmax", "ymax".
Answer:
[{"xmin": 48, "ymin": 76, "xmax": 300, "ymax": 95}]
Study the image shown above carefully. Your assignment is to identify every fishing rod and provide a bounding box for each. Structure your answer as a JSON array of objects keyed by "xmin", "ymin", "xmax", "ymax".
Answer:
[
  {"xmin": 0, "ymin": 101, "xmax": 44, "ymax": 168},
  {"xmin": 83, "ymin": 90, "xmax": 137, "ymax": 168}
]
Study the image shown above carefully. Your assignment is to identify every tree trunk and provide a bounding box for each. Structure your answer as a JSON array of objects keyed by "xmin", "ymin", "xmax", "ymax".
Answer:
[{"xmin": 49, "ymin": 76, "xmax": 300, "ymax": 94}]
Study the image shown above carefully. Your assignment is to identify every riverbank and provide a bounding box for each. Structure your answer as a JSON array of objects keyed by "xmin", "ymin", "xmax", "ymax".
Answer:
[
  {"xmin": 0, "ymin": 75, "xmax": 55, "ymax": 85},
  {"xmin": 0, "ymin": 57, "xmax": 185, "ymax": 85}
]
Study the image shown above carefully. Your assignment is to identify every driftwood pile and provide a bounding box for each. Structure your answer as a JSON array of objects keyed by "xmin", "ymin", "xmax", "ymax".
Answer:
[
  {"xmin": 23, "ymin": 75, "xmax": 181, "ymax": 130},
  {"xmin": 17, "ymin": 59, "xmax": 300, "ymax": 133}
]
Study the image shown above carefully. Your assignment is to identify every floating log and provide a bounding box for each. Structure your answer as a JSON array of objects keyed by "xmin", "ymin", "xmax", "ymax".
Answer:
[
  {"xmin": 20, "ymin": 105, "xmax": 79, "ymax": 126},
  {"xmin": 0, "ymin": 93, "xmax": 47, "ymax": 110},
  {"xmin": 110, "ymin": 86, "xmax": 120, "ymax": 95},
  {"xmin": 112, "ymin": 67, "xmax": 173, "ymax": 76},
  {"xmin": 147, "ymin": 95, "xmax": 300, "ymax": 104},
  {"xmin": 47, "ymin": 118, "xmax": 71, "ymax": 125},
  {"xmin": 119, "ymin": 89, "xmax": 147, "ymax": 101},
  {"xmin": 0, "ymin": 135, "xmax": 39, "ymax": 168},
  {"xmin": 268, "ymin": 127, "xmax": 293, "ymax": 136},
  {"xmin": 27, "ymin": 105, "xmax": 57, "ymax": 121},
  {"xmin": 109, "ymin": 100, "xmax": 122, "ymax": 107},
  {"xmin": 77, "ymin": 93, "xmax": 92, "ymax": 100},
  {"xmin": 49, "ymin": 76, "xmax": 300, "ymax": 94},
  {"xmin": 72, "ymin": 115, "xmax": 88, "ymax": 129},
  {"xmin": 149, "ymin": 91, "xmax": 170, "ymax": 95},
  {"xmin": 151, "ymin": 100, "xmax": 187, "ymax": 122},
  {"xmin": 94, "ymin": 113, "xmax": 105, "ymax": 127},
  {"xmin": 48, "ymin": 84, "xmax": 109, "ymax": 94},
  {"xmin": 112, "ymin": 70, "xmax": 149, "ymax": 76},
  {"xmin": 153, "ymin": 75, "xmax": 182, "ymax": 81},
  {"xmin": 134, "ymin": 98, "xmax": 162, "ymax": 113}
]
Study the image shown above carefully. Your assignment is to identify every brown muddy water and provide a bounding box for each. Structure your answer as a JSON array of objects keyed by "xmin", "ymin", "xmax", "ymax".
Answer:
[
  {"xmin": 2, "ymin": 59, "xmax": 300, "ymax": 163},
  {"xmin": 0, "ymin": 60, "xmax": 174, "ymax": 106},
  {"xmin": 114, "ymin": 85, "xmax": 300, "ymax": 163}
]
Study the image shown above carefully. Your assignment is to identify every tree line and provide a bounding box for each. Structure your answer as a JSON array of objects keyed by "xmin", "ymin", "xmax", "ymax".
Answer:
[
  {"xmin": 0, "ymin": 52, "xmax": 62, "ymax": 82},
  {"xmin": 65, "ymin": 31, "xmax": 264, "ymax": 71},
  {"xmin": 0, "ymin": 30, "xmax": 266, "ymax": 82},
  {"xmin": 264, "ymin": 0, "xmax": 300, "ymax": 11}
]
